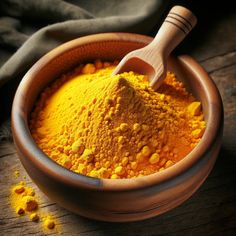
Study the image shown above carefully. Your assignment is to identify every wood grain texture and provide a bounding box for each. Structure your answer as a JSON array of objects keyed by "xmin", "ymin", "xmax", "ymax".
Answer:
[{"xmin": 1, "ymin": 6, "xmax": 236, "ymax": 236}]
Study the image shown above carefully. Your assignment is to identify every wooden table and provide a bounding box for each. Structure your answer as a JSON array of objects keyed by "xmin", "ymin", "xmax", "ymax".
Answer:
[{"xmin": 1, "ymin": 4, "xmax": 236, "ymax": 236}]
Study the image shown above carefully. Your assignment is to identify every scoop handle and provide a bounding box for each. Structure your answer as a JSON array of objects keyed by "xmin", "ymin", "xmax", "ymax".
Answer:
[{"xmin": 149, "ymin": 5, "xmax": 197, "ymax": 59}]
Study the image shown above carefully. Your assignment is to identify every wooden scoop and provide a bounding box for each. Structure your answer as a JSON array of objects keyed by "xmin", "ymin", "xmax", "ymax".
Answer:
[{"xmin": 112, "ymin": 6, "xmax": 197, "ymax": 90}]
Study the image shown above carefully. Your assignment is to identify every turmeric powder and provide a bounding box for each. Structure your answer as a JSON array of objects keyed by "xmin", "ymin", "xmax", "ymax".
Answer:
[
  {"xmin": 44, "ymin": 216, "xmax": 55, "ymax": 230},
  {"xmin": 10, "ymin": 179, "xmax": 58, "ymax": 231},
  {"xmin": 10, "ymin": 181, "xmax": 38, "ymax": 216},
  {"xmin": 30, "ymin": 60, "xmax": 206, "ymax": 179}
]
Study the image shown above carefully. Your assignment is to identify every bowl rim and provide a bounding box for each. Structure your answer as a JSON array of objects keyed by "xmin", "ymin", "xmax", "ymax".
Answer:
[{"xmin": 11, "ymin": 32, "xmax": 223, "ymax": 191}]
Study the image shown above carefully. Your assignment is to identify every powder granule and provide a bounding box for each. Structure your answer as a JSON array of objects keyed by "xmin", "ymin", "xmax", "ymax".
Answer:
[
  {"xmin": 30, "ymin": 60, "xmax": 206, "ymax": 179},
  {"xmin": 44, "ymin": 216, "xmax": 55, "ymax": 230},
  {"xmin": 30, "ymin": 212, "xmax": 40, "ymax": 222}
]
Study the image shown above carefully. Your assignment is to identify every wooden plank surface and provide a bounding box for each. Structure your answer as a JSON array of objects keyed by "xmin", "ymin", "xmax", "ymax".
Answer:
[{"xmin": 1, "ymin": 6, "xmax": 236, "ymax": 236}]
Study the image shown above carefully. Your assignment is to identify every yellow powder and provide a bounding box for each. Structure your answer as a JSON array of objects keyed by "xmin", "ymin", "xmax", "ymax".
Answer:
[
  {"xmin": 44, "ymin": 216, "xmax": 55, "ymax": 230},
  {"xmin": 10, "ymin": 181, "xmax": 38, "ymax": 216},
  {"xmin": 14, "ymin": 170, "xmax": 20, "ymax": 177},
  {"xmin": 30, "ymin": 60, "xmax": 206, "ymax": 179},
  {"xmin": 30, "ymin": 212, "xmax": 39, "ymax": 222},
  {"xmin": 10, "ymin": 179, "xmax": 58, "ymax": 231},
  {"xmin": 22, "ymin": 195, "xmax": 38, "ymax": 211}
]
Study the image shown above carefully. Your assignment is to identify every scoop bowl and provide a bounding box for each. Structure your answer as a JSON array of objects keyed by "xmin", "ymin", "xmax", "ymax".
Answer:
[{"xmin": 11, "ymin": 32, "xmax": 223, "ymax": 222}]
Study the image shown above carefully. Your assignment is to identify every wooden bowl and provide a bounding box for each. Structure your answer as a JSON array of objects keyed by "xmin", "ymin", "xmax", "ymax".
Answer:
[{"xmin": 11, "ymin": 33, "xmax": 223, "ymax": 222}]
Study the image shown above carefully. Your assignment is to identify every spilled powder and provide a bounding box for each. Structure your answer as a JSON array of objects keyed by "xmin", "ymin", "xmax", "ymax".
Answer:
[{"xmin": 10, "ymin": 171, "xmax": 59, "ymax": 232}]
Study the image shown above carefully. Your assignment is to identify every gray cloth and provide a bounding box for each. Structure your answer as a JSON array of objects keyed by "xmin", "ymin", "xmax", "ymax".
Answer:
[{"xmin": 0, "ymin": 0, "xmax": 169, "ymax": 138}]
